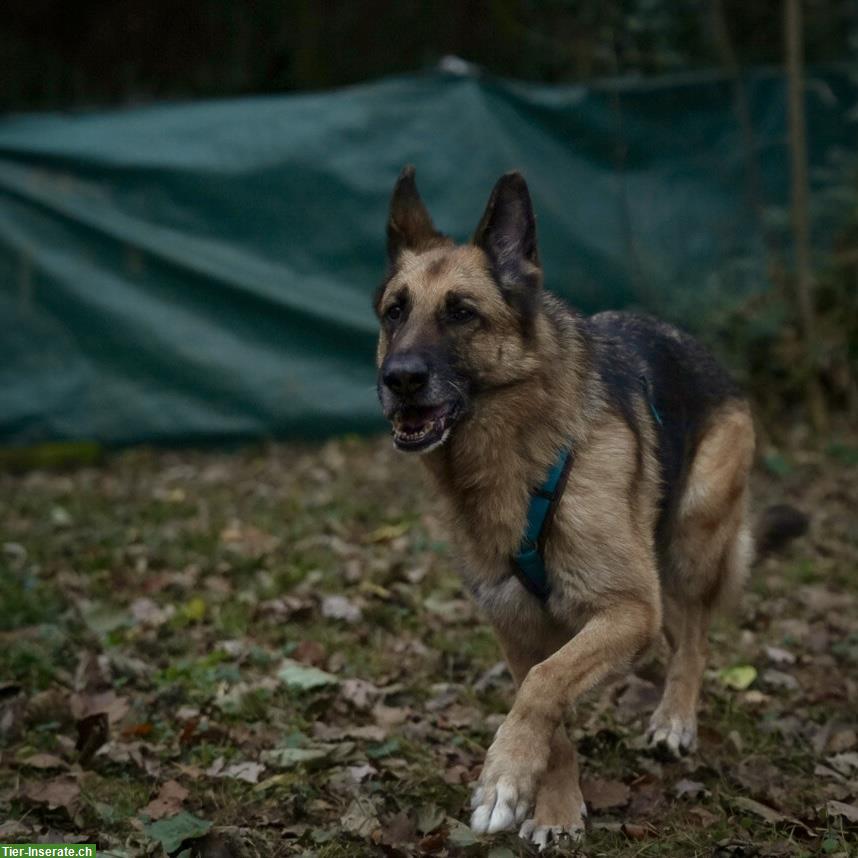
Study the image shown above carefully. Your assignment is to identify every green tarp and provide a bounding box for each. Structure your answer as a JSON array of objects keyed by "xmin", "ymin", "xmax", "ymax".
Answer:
[{"xmin": 0, "ymin": 66, "xmax": 855, "ymax": 446}]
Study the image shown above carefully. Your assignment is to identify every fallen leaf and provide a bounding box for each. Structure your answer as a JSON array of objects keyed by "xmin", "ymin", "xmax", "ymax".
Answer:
[
  {"xmin": 367, "ymin": 738, "xmax": 400, "ymax": 759},
  {"xmin": 628, "ymin": 779, "xmax": 664, "ymax": 817},
  {"xmin": 416, "ymin": 803, "xmax": 445, "ymax": 834},
  {"xmin": 615, "ymin": 675, "xmax": 661, "ymax": 723},
  {"xmin": 473, "ymin": 661, "xmax": 509, "ymax": 694},
  {"xmin": 130, "ymin": 597, "xmax": 174, "ymax": 627},
  {"xmin": 827, "ymin": 729, "xmax": 857, "ymax": 753},
  {"xmin": 216, "ymin": 761, "xmax": 265, "ymax": 784},
  {"xmin": 688, "ymin": 805, "xmax": 719, "ymax": 828},
  {"xmin": 582, "ymin": 777, "xmax": 631, "ymax": 811},
  {"xmin": 719, "ymin": 665, "xmax": 757, "ymax": 691},
  {"xmin": 447, "ymin": 819, "xmax": 478, "ymax": 847},
  {"xmin": 292, "ymin": 639, "xmax": 327, "ymax": 666},
  {"xmin": 733, "ymin": 796, "xmax": 786, "ymax": 824},
  {"xmin": 423, "ymin": 596, "xmax": 473, "ymax": 624},
  {"xmin": 340, "ymin": 798, "xmax": 381, "ymax": 838},
  {"xmin": 444, "ymin": 764, "xmax": 469, "ymax": 785},
  {"xmin": 20, "ymin": 753, "xmax": 67, "ymax": 770},
  {"xmin": 70, "ymin": 690, "xmax": 130, "ymax": 724},
  {"xmin": 277, "ymin": 659, "xmax": 339, "ymax": 690},
  {"xmin": 764, "ymin": 645, "xmax": 796, "ymax": 665},
  {"xmin": 143, "ymin": 811, "xmax": 212, "ymax": 854},
  {"xmin": 825, "ymin": 800, "xmax": 858, "ymax": 823},
  {"xmin": 260, "ymin": 746, "xmax": 330, "ymax": 768},
  {"xmin": 372, "ymin": 703, "xmax": 410, "ymax": 728},
  {"xmin": 732, "ymin": 796, "xmax": 810, "ymax": 832},
  {"xmin": 761, "ymin": 669, "xmax": 799, "ymax": 691},
  {"xmin": 347, "ymin": 763, "xmax": 377, "ymax": 783},
  {"xmin": 23, "ymin": 776, "xmax": 80, "ymax": 813},
  {"xmin": 0, "ymin": 821, "xmax": 32, "ymax": 838},
  {"xmin": 418, "ymin": 830, "xmax": 447, "ymax": 852},
  {"xmin": 220, "ymin": 521, "xmax": 280, "ymax": 556},
  {"xmin": 379, "ymin": 809, "xmax": 415, "ymax": 845},
  {"xmin": 141, "ymin": 780, "xmax": 189, "ymax": 820},
  {"xmin": 122, "ymin": 722, "xmax": 153, "ymax": 739},
  {"xmin": 622, "ymin": 822, "xmax": 653, "ymax": 840},
  {"xmin": 340, "ymin": 678, "xmax": 380, "ymax": 710},
  {"xmin": 742, "ymin": 689, "xmax": 769, "ymax": 705},
  {"xmin": 182, "ymin": 597, "xmax": 207, "ymax": 622},
  {"xmin": 321, "ymin": 595, "xmax": 362, "ymax": 623},
  {"xmin": 364, "ymin": 522, "xmax": 410, "ymax": 543},
  {"xmin": 828, "ymin": 752, "xmax": 858, "ymax": 776}
]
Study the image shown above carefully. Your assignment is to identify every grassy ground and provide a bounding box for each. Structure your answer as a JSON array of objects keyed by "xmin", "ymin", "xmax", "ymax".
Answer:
[{"xmin": 0, "ymin": 432, "xmax": 856, "ymax": 857}]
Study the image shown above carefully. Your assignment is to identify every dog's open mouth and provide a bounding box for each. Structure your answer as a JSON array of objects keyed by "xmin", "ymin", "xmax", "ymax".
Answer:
[{"xmin": 391, "ymin": 402, "xmax": 459, "ymax": 452}]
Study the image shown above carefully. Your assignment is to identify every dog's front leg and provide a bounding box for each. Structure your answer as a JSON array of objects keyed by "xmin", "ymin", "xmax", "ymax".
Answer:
[{"xmin": 470, "ymin": 600, "xmax": 659, "ymax": 835}]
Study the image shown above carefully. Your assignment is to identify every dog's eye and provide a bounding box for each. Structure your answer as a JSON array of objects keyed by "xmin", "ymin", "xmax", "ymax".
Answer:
[
  {"xmin": 449, "ymin": 306, "xmax": 476, "ymax": 323},
  {"xmin": 385, "ymin": 304, "xmax": 402, "ymax": 322}
]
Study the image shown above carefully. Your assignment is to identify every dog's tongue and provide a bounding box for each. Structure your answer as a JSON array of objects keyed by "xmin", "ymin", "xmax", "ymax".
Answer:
[{"xmin": 396, "ymin": 404, "xmax": 448, "ymax": 433}]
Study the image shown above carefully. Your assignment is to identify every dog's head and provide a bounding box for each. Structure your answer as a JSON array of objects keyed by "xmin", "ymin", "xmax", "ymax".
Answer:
[{"xmin": 375, "ymin": 166, "xmax": 544, "ymax": 453}]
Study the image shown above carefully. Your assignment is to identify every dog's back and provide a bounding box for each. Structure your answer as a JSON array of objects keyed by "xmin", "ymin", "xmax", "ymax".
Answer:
[{"xmin": 584, "ymin": 311, "xmax": 744, "ymax": 544}]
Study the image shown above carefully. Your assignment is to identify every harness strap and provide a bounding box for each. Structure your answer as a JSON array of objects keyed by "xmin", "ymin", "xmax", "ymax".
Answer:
[
  {"xmin": 511, "ymin": 444, "xmax": 575, "ymax": 602},
  {"xmin": 510, "ymin": 375, "xmax": 661, "ymax": 603}
]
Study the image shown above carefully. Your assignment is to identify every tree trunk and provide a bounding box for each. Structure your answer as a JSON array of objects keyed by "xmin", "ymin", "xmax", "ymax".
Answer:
[{"xmin": 785, "ymin": 0, "xmax": 827, "ymax": 432}]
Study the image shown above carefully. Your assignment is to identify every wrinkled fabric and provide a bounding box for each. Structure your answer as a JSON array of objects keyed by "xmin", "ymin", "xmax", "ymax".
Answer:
[{"xmin": 0, "ymin": 66, "xmax": 854, "ymax": 445}]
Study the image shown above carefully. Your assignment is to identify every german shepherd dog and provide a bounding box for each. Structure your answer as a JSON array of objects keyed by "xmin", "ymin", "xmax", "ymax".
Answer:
[{"xmin": 374, "ymin": 167, "xmax": 767, "ymax": 848}]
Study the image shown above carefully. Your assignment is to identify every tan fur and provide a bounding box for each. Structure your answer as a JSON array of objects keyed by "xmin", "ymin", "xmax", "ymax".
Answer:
[{"xmin": 376, "ymin": 239, "xmax": 755, "ymax": 842}]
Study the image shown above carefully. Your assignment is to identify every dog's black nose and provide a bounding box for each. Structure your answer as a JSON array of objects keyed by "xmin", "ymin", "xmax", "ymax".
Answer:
[{"xmin": 383, "ymin": 353, "xmax": 429, "ymax": 397}]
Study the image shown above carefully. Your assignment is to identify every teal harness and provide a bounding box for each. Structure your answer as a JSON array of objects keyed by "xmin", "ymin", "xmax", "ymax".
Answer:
[
  {"xmin": 510, "ymin": 375, "xmax": 662, "ymax": 603},
  {"xmin": 511, "ymin": 445, "xmax": 575, "ymax": 603}
]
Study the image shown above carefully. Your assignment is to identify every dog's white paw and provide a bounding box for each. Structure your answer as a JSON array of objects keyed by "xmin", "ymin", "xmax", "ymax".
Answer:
[
  {"xmin": 645, "ymin": 712, "xmax": 697, "ymax": 757},
  {"xmin": 470, "ymin": 716, "xmax": 548, "ymax": 834},
  {"xmin": 519, "ymin": 817, "xmax": 584, "ymax": 851},
  {"xmin": 470, "ymin": 777, "xmax": 530, "ymax": 834}
]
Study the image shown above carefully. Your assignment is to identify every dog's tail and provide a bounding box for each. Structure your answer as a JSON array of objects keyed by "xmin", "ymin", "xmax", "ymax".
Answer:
[{"xmin": 754, "ymin": 504, "xmax": 809, "ymax": 562}]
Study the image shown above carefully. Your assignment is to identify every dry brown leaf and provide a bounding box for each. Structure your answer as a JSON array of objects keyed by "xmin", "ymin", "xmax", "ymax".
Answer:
[
  {"xmin": 20, "ymin": 753, "xmax": 67, "ymax": 770},
  {"xmin": 582, "ymin": 777, "xmax": 631, "ymax": 811},
  {"xmin": 292, "ymin": 639, "xmax": 327, "ymax": 667},
  {"xmin": 379, "ymin": 809, "xmax": 415, "ymax": 845},
  {"xmin": 622, "ymin": 822, "xmax": 653, "ymax": 840},
  {"xmin": 688, "ymin": 805, "xmax": 720, "ymax": 828},
  {"xmin": 340, "ymin": 798, "xmax": 381, "ymax": 838},
  {"xmin": 321, "ymin": 595, "xmax": 362, "ymax": 623},
  {"xmin": 217, "ymin": 761, "xmax": 265, "ymax": 784},
  {"xmin": 340, "ymin": 678, "xmax": 381, "ymax": 710},
  {"xmin": 827, "ymin": 729, "xmax": 857, "ymax": 753},
  {"xmin": 347, "ymin": 763, "xmax": 377, "ymax": 783},
  {"xmin": 733, "ymin": 796, "xmax": 786, "ymax": 824},
  {"xmin": 733, "ymin": 797, "xmax": 810, "ymax": 833},
  {"xmin": 70, "ymin": 690, "xmax": 130, "ymax": 724},
  {"xmin": 141, "ymin": 779, "xmax": 189, "ymax": 820},
  {"xmin": 372, "ymin": 703, "xmax": 410, "ymax": 728},
  {"xmin": 23, "ymin": 776, "xmax": 80, "ymax": 813},
  {"xmin": 826, "ymin": 800, "xmax": 858, "ymax": 823}
]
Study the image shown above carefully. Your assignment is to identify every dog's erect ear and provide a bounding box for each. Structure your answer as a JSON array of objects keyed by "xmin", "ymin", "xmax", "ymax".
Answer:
[
  {"xmin": 387, "ymin": 166, "xmax": 444, "ymax": 264},
  {"xmin": 472, "ymin": 172, "xmax": 540, "ymax": 287}
]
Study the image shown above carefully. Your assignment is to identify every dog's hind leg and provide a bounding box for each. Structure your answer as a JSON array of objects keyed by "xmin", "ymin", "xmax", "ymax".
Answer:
[
  {"xmin": 647, "ymin": 402, "xmax": 755, "ymax": 757},
  {"xmin": 646, "ymin": 597, "xmax": 709, "ymax": 755}
]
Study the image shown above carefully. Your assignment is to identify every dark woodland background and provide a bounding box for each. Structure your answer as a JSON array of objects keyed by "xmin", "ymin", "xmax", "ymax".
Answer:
[
  {"xmin": 6, "ymin": 0, "xmax": 855, "ymax": 430},
  {"xmin": 4, "ymin": 0, "xmax": 857, "ymax": 110}
]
